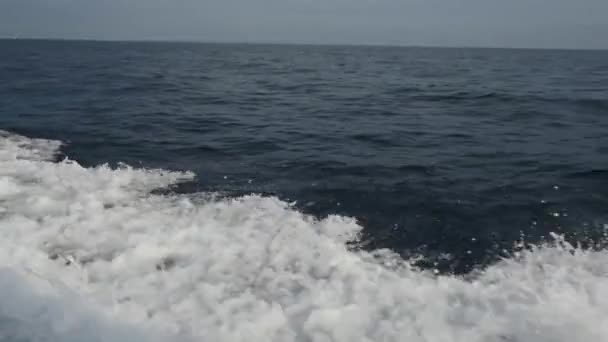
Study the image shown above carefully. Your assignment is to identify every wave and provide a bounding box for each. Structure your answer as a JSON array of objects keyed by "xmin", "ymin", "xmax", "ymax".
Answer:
[
  {"xmin": 1, "ymin": 130, "xmax": 607, "ymax": 342},
  {"xmin": 402, "ymin": 90, "xmax": 608, "ymax": 107}
]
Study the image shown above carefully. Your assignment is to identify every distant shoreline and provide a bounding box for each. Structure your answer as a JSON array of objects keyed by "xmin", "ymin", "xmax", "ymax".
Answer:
[{"xmin": 1, "ymin": 36, "xmax": 606, "ymax": 52}]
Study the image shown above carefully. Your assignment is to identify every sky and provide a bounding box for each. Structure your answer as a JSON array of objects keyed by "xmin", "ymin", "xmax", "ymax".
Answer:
[{"xmin": 1, "ymin": 0, "xmax": 607, "ymax": 49}]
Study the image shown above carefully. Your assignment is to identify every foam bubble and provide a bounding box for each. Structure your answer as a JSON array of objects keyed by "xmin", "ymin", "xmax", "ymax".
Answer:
[{"xmin": 1, "ymin": 131, "xmax": 607, "ymax": 342}]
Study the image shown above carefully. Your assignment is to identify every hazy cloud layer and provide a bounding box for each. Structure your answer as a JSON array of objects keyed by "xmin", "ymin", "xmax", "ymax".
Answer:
[{"xmin": 1, "ymin": 0, "xmax": 607, "ymax": 49}]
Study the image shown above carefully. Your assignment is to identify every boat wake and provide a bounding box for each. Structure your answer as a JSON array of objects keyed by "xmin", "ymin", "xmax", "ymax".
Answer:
[{"xmin": 1, "ymin": 130, "xmax": 607, "ymax": 342}]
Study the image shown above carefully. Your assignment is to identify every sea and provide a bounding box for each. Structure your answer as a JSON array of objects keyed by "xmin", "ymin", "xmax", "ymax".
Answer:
[{"xmin": 1, "ymin": 39, "xmax": 607, "ymax": 341}]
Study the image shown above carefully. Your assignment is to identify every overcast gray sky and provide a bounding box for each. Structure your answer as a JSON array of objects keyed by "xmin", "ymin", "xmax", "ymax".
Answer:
[{"xmin": 1, "ymin": 0, "xmax": 607, "ymax": 49}]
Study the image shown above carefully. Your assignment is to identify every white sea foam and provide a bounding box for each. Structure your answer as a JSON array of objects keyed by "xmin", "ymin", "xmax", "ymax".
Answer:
[{"xmin": 1, "ymin": 130, "xmax": 607, "ymax": 342}]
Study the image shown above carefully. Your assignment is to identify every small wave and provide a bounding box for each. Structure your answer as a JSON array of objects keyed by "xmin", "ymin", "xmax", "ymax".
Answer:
[
  {"xmin": 566, "ymin": 169, "xmax": 608, "ymax": 179},
  {"xmin": 571, "ymin": 98, "xmax": 608, "ymax": 109},
  {"xmin": 410, "ymin": 91, "xmax": 501, "ymax": 101},
  {"xmin": 406, "ymin": 90, "xmax": 608, "ymax": 108},
  {"xmin": 1, "ymin": 131, "xmax": 608, "ymax": 342}
]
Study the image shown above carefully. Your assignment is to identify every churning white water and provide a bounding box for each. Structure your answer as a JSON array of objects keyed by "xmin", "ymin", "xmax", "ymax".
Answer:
[{"xmin": 1, "ymin": 130, "xmax": 607, "ymax": 342}]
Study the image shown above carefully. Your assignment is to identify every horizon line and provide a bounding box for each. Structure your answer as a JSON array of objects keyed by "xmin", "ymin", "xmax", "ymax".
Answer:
[{"xmin": 1, "ymin": 36, "xmax": 607, "ymax": 52}]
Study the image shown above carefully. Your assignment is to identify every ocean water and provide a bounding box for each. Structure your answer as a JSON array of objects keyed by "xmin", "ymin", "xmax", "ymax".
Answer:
[{"xmin": 1, "ymin": 39, "xmax": 608, "ymax": 341}]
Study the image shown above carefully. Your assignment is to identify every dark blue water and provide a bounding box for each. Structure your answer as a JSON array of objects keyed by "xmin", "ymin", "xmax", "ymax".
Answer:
[{"xmin": 2, "ymin": 39, "xmax": 607, "ymax": 273}]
